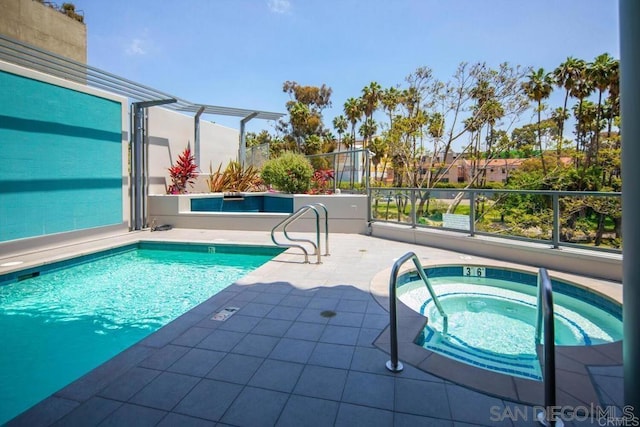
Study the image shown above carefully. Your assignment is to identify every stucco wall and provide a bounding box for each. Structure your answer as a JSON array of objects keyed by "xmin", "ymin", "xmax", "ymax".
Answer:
[
  {"xmin": 0, "ymin": 0, "xmax": 87, "ymax": 63},
  {"xmin": 147, "ymin": 107, "xmax": 239, "ymax": 195}
]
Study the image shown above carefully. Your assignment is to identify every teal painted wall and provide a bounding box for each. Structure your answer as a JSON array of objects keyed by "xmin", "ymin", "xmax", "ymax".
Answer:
[{"xmin": 0, "ymin": 70, "xmax": 123, "ymax": 242}]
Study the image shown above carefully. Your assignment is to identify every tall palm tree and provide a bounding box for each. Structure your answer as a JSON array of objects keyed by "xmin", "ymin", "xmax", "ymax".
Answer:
[
  {"xmin": 553, "ymin": 57, "xmax": 585, "ymax": 160},
  {"xmin": 380, "ymin": 87, "xmax": 401, "ymax": 129},
  {"xmin": 522, "ymin": 68, "xmax": 554, "ymax": 175},
  {"xmin": 332, "ymin": 115, "xmax": 347, "ymax": 152},
  {"xmin": 587, "ymin": 53, "xmax": 616, "ymax": 164},
  {"xmin": 360, "ymin": 82, "xmax": 382, "ymax": 148},
  {"xmin": 570, "ymin": 68, "xmax": 594, "ymax": 168},
  {"xmin": 344, "ymin": 98, "xmax": 363, "ymax": 186}
]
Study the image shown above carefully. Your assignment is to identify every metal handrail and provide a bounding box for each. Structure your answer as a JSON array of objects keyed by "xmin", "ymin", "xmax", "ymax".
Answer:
[
  {"xmin": 271, "ymin": 204, "xmax": 329, "ymax": 264},
  {"xmin": 386, "ymin": 251, "xmax": 448, "ymax": 373},
  {"xmin": 535, "ymin": 268, "xmax": 561, "ymax": 427}
]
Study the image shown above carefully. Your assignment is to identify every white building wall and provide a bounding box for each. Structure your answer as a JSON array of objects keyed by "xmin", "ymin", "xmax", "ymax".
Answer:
[{"xmin": 146, "ymin": 107, "xmax": 239, "ymax": 194}]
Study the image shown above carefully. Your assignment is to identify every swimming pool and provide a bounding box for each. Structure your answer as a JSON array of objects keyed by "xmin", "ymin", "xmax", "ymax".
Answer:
[
  {"xmin": 396, "ymin": 266, "xmax": 623, "ymax": 380},
  {"xmin": 0, "ymin": 242, "xmax": 282, "ymax": 425}
]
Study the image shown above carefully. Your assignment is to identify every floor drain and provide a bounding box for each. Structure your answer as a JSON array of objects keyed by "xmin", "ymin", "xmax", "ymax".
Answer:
[{"xmin": 320, "ymin": 310, "xmax": 337, "ymax": 318}]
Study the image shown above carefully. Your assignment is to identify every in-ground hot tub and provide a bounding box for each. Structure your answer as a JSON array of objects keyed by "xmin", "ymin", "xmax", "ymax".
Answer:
[{"xmin": 396, "ymin": 265, "xmax": 622, "ymax": 380}]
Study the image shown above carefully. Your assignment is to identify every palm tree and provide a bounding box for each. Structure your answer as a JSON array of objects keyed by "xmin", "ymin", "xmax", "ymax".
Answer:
[
  {"xmin": 570, "ymin": 68, "xmax": 594, "ymax": 167},
  {"xmin": 522, "ymin": 68, "xmax": 554, "ymax": 175},
  {"xmin": 587, "ymin": 53, "xmax": 616, "ymax": 164},
  {"xmin": 553, "ymin": 57, "xmax": 585, "ymax": 160},
  {"xmin": 344, "ymin": 97, "xmax": 363, "ymax": 186},
  {"xmin": 380, "ymin": 87, "xmax": 401, "ymax": 129},
  {"xmin": 360, "ymin": 82, "xmax": 382, "ymax": 147},
  {"xmin": 332, "ymin": 115, "xmax": 347, "ymax": 152}
]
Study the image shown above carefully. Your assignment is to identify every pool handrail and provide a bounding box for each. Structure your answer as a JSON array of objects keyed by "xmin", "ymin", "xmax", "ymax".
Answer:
[
  {"xmin": 386, "ymin": 251, "xmax": 448, "ymax": 373},
  {"xmin": 535, "ymin": 268, "xmax": 561, "ymax": 427},
  {"xmin": 271, "ymin": 203, "xmax": 329, "ymax": 264}
]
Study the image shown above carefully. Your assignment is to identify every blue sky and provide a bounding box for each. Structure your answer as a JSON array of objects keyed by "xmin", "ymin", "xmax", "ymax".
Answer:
[{"xmin": 71, "ymin": 0, "xmax": 619, "ymax": 137}]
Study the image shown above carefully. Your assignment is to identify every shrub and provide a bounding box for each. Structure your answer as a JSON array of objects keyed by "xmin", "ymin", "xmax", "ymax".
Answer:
[
  {"xmin": 167, "ymin": 147, "xmax": 197, "ymax": 194},
  {"xmin": 261, "ymin": 152, "xmax": 313, "ymax": 193},
  {"xmin": 207, "ymin": 161, "xmax": 263, "ymax": 192}
]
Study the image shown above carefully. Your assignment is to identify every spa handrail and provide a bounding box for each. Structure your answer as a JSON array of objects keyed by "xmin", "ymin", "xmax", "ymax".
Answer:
[
  {"xmin": 386, "ymin": 251, "xmax": 448, "ymax": 373},
  {"xmin": 271, "ymin": 204, "xmax": 329, "ymax": 264},
  {"xmin": 535, "ymin": 268, "xmax": 559, "ymax": 427}
]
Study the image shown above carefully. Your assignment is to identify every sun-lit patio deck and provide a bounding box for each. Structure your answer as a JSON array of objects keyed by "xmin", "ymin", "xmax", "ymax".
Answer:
[{"xmin": 2, "ymin": 229, "xmax": 623, "ymax": 426}]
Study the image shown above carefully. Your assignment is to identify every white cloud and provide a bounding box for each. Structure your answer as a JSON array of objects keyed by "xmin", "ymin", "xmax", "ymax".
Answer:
[
  {"xmin": 267, "ymin": 0, "xmax": 291, "ymax": 14},
  {"xmin": 125, "ymin": 38, "xmax": 147, "ymax": 56}
]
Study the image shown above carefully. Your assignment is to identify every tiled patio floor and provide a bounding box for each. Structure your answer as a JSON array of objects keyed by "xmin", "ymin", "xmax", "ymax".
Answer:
[{"xmin": 2, "ymin": 229, "xmax": 624, "ymax": 426}]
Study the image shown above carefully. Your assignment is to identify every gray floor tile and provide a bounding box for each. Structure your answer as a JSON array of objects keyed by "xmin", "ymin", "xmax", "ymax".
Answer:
[
  {"xmin": 97, "ymin": 403, "xmax": 166, "ymax": 427},
  {"xmin": 337, "ymin": 299, "xmax": 368, "ymax": 313},
  {"xmin": 357, "ymin": 328, "xmax": 384, "ymax": 347},
  {"xmin": 197, "ymin": 329, "xmax": 245, "ymax": 352},
  {"xmin": 156, "ymin": 412, "xmax": 216, "ymax": 427},
  {"xmin": 248, "ymin": 359, "xmax": 304, "ymax": 392},
  {"xmin": 276, "ymin": 395, "xmax": 339, "ymax": 427},
  {"xmin": 395, "ymin": 377, "xmax": 451, "ymax": 418},
  {"xmin": 221, "ymin": 387, "xmax": 289, "ymax": 427},
  {"xmin": 342, "ymin": 371, "xmax": 395, "ymax": 410},
  {"xmin": 280, "ymin": 294, "xmax": 312, "ymax": 308},
  {"xmin": 320, "ymin": 325, "xmax": 360, "ymax": 345},
  {"xmin": 366, "ymin": 301, "xmax": 388, "ymax": 315},
  {"xmin": 217, "ymin": 314, "xmax": 261, "ymax": 333},
  {"xmin": 251, "ymin": 318, "xmax": 293, "ymax": 337},
  {"xmin": 335, "ymin": 403, "xmax": 394, "ymax": 427},
  {"xmin": 341, "ymin": 289, "xmax": 372, "ymax": 301},
  {"xmin": 350, "ymin": 346, "xmax": 394, "ymax": 375},
  {"xmin": 269, "ymin": 338, "xmax": 317, "ymax": 363},
  {"xmin": 329, "ymin": 311, "xmax": 365, "ymax": 327},
  {"xmin": 363, "ymin": 313, "xmax": 389, "ymax": 329},
  {"xmin": 307, "ymin": 297, "xmax": 340, "ymax": 310},
  {"xmin": 139, "ymin": 345, "xmax": 189, "ymax": 370},
  {"xmin": 297, "ymin": 308, "xmax": 332, "ymax": 324},
  {"xmin": 230, "ymin": 290, "xmax": 261, "ymax": 302},
  {"xmin": 173, "ymin": 379, "xmax": 242, "ymax": 421},
  {"xmin": 592, "ymin": 374, "xmax": 624, "ymax": 406},
  {"xmin": 266, "ymin": 305, "xmax": 304, "ymax": 320},
  {"xmin": 167, "ymin": 348, "xmax": 226, "ymax": 377},
  {"xmin": 231, "ymin": 333, "xmax": 279, "ymax": 357},
  {"xmin": 308, "ymin": 342, "xmax": 355, "ymax": 369},
  {"xmin": 130, "ymin": 372, "xmax": 199, "ymax": 411},
  {"xmin": 293, "ymin": 365, "xmax": 348, "ymax": 401},
  {"xmin": 446, "ymin": 384, "xmax": 508, "ymax": 426},
  {"xmin": 205, "ymin": 353, "xmax": 263, "ymax": 384},
  {"xmin": 98, "ymin": 367, "xmax": 161, "ymax": 401},
  {"xmin": 394, "ymin": 412, "xmax": 453, "ymax": 427},
  {"xmin": 172, "ymin": 327, "xmax": 213, "ymax": 347},
  {"xmin": 252, "ymin": 292, "xmax": 286, "ymax": 305},
  {"xmin": 238, "ymin": 302, "xmax": 276, "ymax": 317},
  {"xmin": 284, "ymin": 321, "xmax": 326, "ymax": 341},
  {"xmin": 52, "ymin": 397, "xmax": 121, "ymax": 427}
]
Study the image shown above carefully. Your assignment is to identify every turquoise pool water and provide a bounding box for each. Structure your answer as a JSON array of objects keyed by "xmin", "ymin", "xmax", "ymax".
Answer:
[
  {"xmin": 0, "ymin": 243, "xmax": 280, "ymax": 425},
  {"xmin": 398, "ymin": 272, "xmax": 622, "ymax": 380}
]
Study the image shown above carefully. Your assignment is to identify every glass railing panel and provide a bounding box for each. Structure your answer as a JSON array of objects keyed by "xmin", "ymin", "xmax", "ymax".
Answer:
[
  {"xmin": 558, "ymin": 193, "xmax": 622, "ymax": 251},
  {"xmin": 474, "ymin": 190, "xmax": 554, "ymax": 243}
]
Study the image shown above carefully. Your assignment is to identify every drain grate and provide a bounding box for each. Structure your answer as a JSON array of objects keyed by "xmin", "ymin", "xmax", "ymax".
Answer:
[{"xmin": 320, "ymin": 310, "xmax": 337, "ymax": 318}]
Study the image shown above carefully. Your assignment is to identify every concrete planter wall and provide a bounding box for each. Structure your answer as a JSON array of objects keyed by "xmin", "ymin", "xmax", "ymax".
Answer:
[{"xmin": 147, "ymin": 193, "xmax": 369, "ymax": 233}]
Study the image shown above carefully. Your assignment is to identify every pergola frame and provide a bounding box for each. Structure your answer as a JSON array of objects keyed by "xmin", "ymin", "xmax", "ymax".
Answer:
[{"xmin": 0, "ymin": 34, "xmax": 284, "ymax": 229}]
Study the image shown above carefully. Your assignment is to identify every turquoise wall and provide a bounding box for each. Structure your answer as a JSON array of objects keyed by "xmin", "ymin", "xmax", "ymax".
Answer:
[{"xmin": 0, "ymin": 70, "xmax": 123, "ymax": 242}]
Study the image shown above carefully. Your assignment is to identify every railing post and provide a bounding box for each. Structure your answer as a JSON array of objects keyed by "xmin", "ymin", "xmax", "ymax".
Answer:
[
  {"xmin": 469, "ymin": 190, "xmax": 476, "ymax": 237},
  {"xmin": 386, "ymin": 257, "xmax": 405, "ymax": 373},
  {"xmin": 536, "ymin": 268, "xmax": 560, "ymax": 427},
  {"xmin": 552, "ymin": 194, "xmax": 560, "ymax": 249},
  {"xmin": 410, "ymin": 189, "xmax": 417, "ymax": 228}
]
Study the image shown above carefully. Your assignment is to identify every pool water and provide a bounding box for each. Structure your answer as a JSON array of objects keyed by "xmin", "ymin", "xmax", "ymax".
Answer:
[
  {"xmin": 398, "ymin": 275, "xmax": 622, "ymax": 380},
  {"xmin": 0, "ymin": 244, "xmax": 278, "ymax": 425}
]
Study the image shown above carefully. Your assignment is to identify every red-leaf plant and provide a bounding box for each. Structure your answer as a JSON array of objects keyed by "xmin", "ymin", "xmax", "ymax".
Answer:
[
  {"xmin": 309, "ymin": 169, "xmax": 335, "ymax": 194},
  {"xmin": 167, "ymin": 147, "xmax": 198, "ymax": 194}
]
